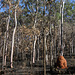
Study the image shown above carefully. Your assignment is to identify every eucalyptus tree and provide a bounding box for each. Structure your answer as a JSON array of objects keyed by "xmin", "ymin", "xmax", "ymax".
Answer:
[
  {"xmin": 60, "ymin": 0, "xmax": 65, "ymax": 56},
  {"xmin": 0, "ymin": 0, "xmax": 12, "ymax": 67},
  {"xmin": 62, "ymin": 0, "xmax": 75, "ymax": 55},
  {"xmin": 11, "ymin": 0, "xmax": 20, "ymax": 68},
  {"xmin": 20, "ymin": 0, "xmax": 33, "ymax": 26},
  {"xmin": 43, "ymin": 0, "xmax": 47, "ymax": 75},
  {"xmin": 48, "ymin": 0, "xmax": 53, "ymax": 67},
  {"xmin": 4, "ymin": 0, "xmax": 12, "ymax": 66},
  {"xmin": 32, "ymin": 0, "xmax": 39, "ymax": 63},
  {"xmin": 0, "ymin": 0, "xmax": 20, "ymax": 68}
]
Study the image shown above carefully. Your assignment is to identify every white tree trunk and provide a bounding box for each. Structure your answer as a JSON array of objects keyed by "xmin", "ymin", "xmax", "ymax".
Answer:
[
  {"xmin": 60, "ymin": 0, "xmax": 65, "ymax": 56},
  {"xmin": 11, "ymin": 8, "xmax": 17, "ymax": 68},
  {"xmin": 32, "ymin": 0, "xmax": 38, "ymax": 64},
  {"xmin": 5, "ymin": 15, "xmax": 10, "ymax": 66},
  {"xmin": 33, "ymin": 35, "xmax": 37, "ymax": 63}
]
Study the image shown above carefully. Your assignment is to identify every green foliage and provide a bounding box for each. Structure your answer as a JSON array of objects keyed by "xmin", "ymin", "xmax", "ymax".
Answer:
[
  {"xmin": 67, "ymin": 10, "xmax": 72, "ymax": 16},
  {"xmin": 0, "ymin": 0, "xmax": 75, "ymax": 27},
  {"xmin": 56, "ymin": 12, "xmax": 61, "ymax": 20}
]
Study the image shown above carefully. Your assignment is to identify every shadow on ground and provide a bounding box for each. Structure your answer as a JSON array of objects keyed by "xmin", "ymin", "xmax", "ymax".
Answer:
[{"xmin": 48, "ymin": 66, "xmax": 75, "ymax": 74}]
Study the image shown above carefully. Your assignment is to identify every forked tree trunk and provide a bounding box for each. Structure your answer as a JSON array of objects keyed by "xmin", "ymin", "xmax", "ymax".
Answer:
[{"xmin": 11, "ymin": 8, "xmax": 17, "ymax": 68}]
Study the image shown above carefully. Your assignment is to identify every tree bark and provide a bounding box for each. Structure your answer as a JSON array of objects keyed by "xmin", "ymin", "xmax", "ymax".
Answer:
[
  {"xmin": 5, "ymin": 15, "xmax": 10, "ymax": 66},
  {"xmin": 45, "ymin": 35, "xmax": 48, "ymax": 65},
  {"xmin": 72, "ymin": 25, "xmax": 74, "ymax": 54},
  {"xmin": 11, "ymin": 8, "xmax": 17, "ymax": 68},
  {"xmin": 54, "ymin": 24, "xmax": 56, "ymax": 59},
  {"xmin": 37, "ymin": 36, "xmax": 39, "ymax": 61},
  {"xmin": 49, "ymin": 24, "xmax": 53, "ymax": 67},
  {"xmin": 3, "ymin": 32, "xmax": 6, "ymax": 68},
  {"xmin": 60, "ymin": 0, "xmax": 65, "ymax": 56},
  {"xmin": 43, "ymin": 28, "xmax": 46, "ymax": 75},
  {"xmin": 33, "ymin": 0, "xmax": 38, "ymax": 63},
  {"xmin": 33, "ymin": 35, "xmax": 37, "ymax": 63},
  {"xmin": 33, "ymin": 14, "xmax": 37, "ymax": 63}
]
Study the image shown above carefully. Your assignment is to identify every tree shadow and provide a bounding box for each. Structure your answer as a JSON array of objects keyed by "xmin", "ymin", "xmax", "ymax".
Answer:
[
  {"xmin": 47, "ymin": 66, "xmax": 75, "ymax": 74},
  {"xmin": 66, "ymin": 66, "xmax": 75, "ymax": 74}
]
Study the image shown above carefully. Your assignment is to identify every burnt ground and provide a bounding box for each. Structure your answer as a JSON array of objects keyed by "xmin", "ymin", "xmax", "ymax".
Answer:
[{"xmin": 0, "ymin": 55, "xmax": 75, "ymax": 75}]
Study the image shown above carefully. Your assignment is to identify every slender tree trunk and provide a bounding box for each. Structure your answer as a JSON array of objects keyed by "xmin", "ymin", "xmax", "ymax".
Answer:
[
  {"xmin": 60, "ymin": 0, "xmax": 65, "ymax": 56},
  {"xmin": 31, "ymin": 47, "xmax": 33, "ymax": 74},
  {"xmin": 59, "ymin": 0, "xmax": 62, "ymax": 53},
  {"xmin": 43, "ymin": 0, "xmax": 46, "ymax": 74},
  {"xmin": 48, "ymin": 1, "xmax": 53, "ymax": 67},
  {"xmin": 5, "ymin": 15, "xmax": 10, "ymax": 66},
  {"xmin": 33, "ymin": 0, "xmax": 38, "ymax": 63},
  {"xmin": 54, "ymin": 0, "xmax": 57, "ymax": 58},
  {"xmin": 72, "ymin": 26, "xmax": 74, "ymax": 54},
  {"xmin": 43, "ymin": 28, "xmax": 46, "ymax": 75},
  {"xmin": 33, "ymin": 35, "xmax": 37, "ymax": 63},
  {"xmin": 3, "ymin": 32, "xmax": 6, "ymax": 68},
  {"xmin": 49, "ymin": 24, "xmax": 53, "ymax": 67},
  {"xmin": 32, "ymin": 10, "xmax": 36, "ymax": 63},
  {"xmin": 11, "ymin": 8, "xmax": 17, "ymax": 68},
  {"xmin": 16, "ymin": 29, "xmax": 19, "ymax": 59},
  {"xmin": 72, "ymin": 39, "xmax": 73, "ymax": 54},
  {"xmin": 37, "ymin": 36, "xmax": 39, "ymax": 61},
  {"xmin": 54, "ymin": 24, "xmax": 56, "ymax": 59},
  {"xmin": 45, "ymin": 36, "xmax": 48, "ymax": 65},
  {"xmin": 70, "ymin": 40, "xmax": 72, "ymax": 56}
]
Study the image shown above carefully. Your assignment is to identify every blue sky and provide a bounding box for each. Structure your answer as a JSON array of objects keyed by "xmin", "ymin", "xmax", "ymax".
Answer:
[{"xmin": 0, "ymin": 0, "xmax": 75, "ymax": 12}]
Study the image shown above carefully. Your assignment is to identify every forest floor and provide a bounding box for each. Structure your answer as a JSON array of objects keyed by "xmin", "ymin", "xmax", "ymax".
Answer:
[{"xmin": 0, "ymin": 56, "xmax": 75, "ymax": 75}]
